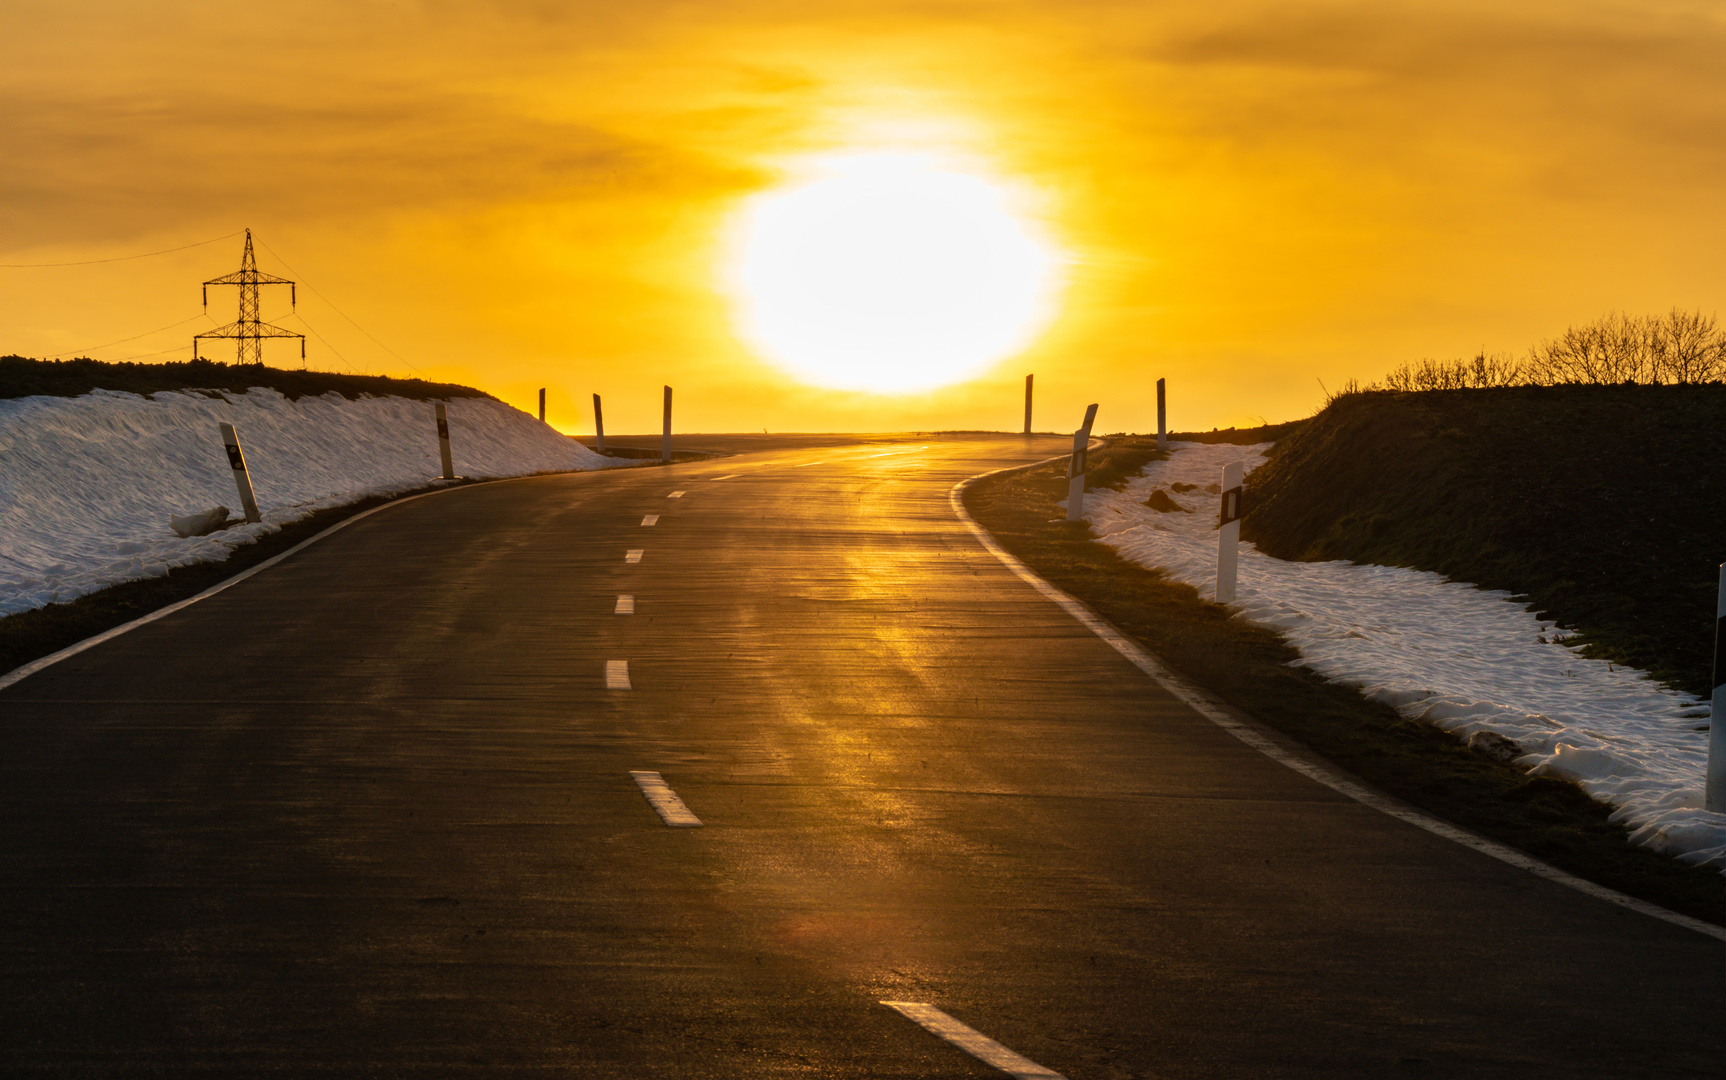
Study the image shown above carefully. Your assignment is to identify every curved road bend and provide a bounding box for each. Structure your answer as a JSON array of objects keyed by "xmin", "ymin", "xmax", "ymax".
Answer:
[{"xmin": 0, "ymin": 434, "xmax": 1718, "ymax": 1078}]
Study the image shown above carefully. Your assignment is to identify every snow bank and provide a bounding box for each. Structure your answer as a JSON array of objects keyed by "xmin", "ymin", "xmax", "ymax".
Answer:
[
  {"xmin": 1083, "ymin": 441, "xmax": 1726, "ymax": 870},
  {"xmin": 0, "ymin": 387, "xmax": 614, "ymax": 616}
]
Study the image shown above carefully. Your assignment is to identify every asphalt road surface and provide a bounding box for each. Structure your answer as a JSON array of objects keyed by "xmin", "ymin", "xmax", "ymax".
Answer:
[{"xmin": 2, "ymin": 434, "xmax": 1719, "ymax": 1078}]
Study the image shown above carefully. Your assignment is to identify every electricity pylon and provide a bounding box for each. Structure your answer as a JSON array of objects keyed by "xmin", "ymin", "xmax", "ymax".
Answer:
[{"xmin": 194, "ymin": 229, "xmax": 305, "ymax": 366}]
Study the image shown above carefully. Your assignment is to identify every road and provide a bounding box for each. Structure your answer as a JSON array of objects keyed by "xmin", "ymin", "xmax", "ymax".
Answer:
[{"xmin": 1, "ymin": 434, "xmax": 1719, "ymax": 1078}]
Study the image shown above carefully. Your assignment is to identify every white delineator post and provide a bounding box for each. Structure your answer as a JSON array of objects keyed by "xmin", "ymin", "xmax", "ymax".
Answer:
[
  {"xmin": 218, "ymin": 423, "xmax": 262, "ymax": 524},
  {"xmin": 593, "ymin": 393, "xmax": 606, "ymax": 453},
  {"xmin": 1065, "ymin": 402, "xmax": 1099, "ymax": 522},
  {"xmin": 661, "ymin": 385, "xmax": 673, "ymax": 463},
  {"xmin": 1707, "ymin": 564, "xmax": 1726, "ymax": 813},
  {"xmin": 1156, "ymin": 378, "xmax": 1167, "ymax": 451},
  {"xmin": 1023, "ymin": 373, "xmax": 1033, "ymax": 435},
  {"xmin": 1215, "ymin": 460, "xmax": 1244, "ymax": 603},
  {"xmin": 434, "ymin": 402, "xmax": 455, "ymax": 480}
]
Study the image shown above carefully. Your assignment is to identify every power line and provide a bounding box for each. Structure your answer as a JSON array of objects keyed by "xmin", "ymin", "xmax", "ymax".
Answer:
[
  {"xmin": 0, "ymin": 230, "xmax": 244, "ymax": 269},
  {"xmin": 17, "ymin": 230, "xmax": 399, "ymax": 378},
  {"xmin": 104, "ymin": 343, "xmax": 199, "ymax": 363},
  {"xmin": 54, "ymin": 313, "xmax": 214, "ymax": 358},
  {"xmin": 283, "ymin": 311, "xmax": 359, "ymax": 373},
  {"xmin": 253, "ymin": 236, "xmax": 425, "ymax": 375}
]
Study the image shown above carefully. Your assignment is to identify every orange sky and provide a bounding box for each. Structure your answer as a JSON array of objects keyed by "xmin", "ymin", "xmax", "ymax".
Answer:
[{"xmin": 5, "ymin": 0, "xmax": 1725, "ymax": 434}]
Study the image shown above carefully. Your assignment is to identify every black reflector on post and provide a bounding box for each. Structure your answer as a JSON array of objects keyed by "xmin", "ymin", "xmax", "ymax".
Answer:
[
  {"xmin": 1218, "ymin": 486, "xmax": 1244, "ymax": 527},
  {"xmin": 1709, "ymin": 565, "xmax": 1726, "ymax": 812}
]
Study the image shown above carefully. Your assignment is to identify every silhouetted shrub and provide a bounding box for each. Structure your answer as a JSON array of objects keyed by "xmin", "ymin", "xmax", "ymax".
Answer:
[
  {"xmin": 1377, "ymin": 352, "xmax": 1524, "ymax": 391},
  {"xmin": 1363, "ymin": 309, "xmax": 1725, "ymax": 394}
]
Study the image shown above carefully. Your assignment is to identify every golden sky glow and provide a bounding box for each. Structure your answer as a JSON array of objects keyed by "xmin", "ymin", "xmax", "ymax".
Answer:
[{"xmin": 5, "ymin": 1, "xmax": 1726, "ymax": 433}]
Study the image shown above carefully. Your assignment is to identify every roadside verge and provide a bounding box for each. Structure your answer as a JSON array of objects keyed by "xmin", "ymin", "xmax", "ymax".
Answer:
[{"xmin": 957, "ymin": 448, "xmax": 1725, "ymax": 932}]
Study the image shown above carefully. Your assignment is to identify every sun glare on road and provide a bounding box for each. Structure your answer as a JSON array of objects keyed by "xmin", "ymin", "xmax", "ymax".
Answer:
[{"xmin": 727, "ymin": 152, "xmax": 1063, "ymax": 394}]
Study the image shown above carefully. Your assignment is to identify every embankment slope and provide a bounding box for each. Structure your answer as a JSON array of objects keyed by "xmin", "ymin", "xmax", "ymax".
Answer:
[
  {"xmin": 1, "ymin": 358, "xmax": 610, "ymax": 630},
  {"xmin": 1243, "ymin": 385, "xmax": 1726, "ymax": 697}
]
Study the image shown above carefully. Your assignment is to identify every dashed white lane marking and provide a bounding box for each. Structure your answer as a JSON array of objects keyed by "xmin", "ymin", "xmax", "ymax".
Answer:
[
  {"xmin": 794, "ymin": 460, "xmax": 825, "ymax": 467},
  {"xmin": 641, "ymin": 514, "xmax": 659, "ymax": 526},
  {"xmin": 625, "ymin": 549, "xmax": 644, "ymax": 563},
  {"xmin": 605, "ymin": 660, "xmax": 631, "ymax": 690},
  {"xmin": 882, "ymin": 1002, "xmax": 1066, "ymax": 1079},
  {"xmin": 629, "ymin": 770, "xmax": 703, "ymax": 827},
  {"xmin": 949, "ymin": 465, "xmax": 1726, "ymax": 944},
  {"xmin": 712, "ymin": 474, "xmax": 740, "ymax": 480},
  {"xmin": 615, "ymin": 594, "xmax": 634, "ymax": 614},
  {"xmin": 667, "ymin": 490, "xmax": 686, "ymax": 498}
]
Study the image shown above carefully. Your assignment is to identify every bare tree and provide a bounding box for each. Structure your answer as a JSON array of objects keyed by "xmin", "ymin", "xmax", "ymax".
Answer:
[
  {"xmin": 1648, "ymin": 308, "xmax": 1726, "ymax": 384},
  {"xmin": 1528, "ymin": 309, "xmax": 1725, "ymax": 384},
  {"xmin": 1528, "ymin": 311, "xmax": 1653, "ymax": 384}
]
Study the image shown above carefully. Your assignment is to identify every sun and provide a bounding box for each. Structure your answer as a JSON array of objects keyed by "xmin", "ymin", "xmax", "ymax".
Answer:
[{"xmin": 726, "ymin": 152, "xmax": 1063, "ymax": 394}]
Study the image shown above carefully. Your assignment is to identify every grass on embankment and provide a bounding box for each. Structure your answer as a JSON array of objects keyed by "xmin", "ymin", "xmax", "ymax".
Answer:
[
  {"xmin": 964, "ymin": 439, "xmax": 1724, "ymax": 926},
  {"xmin": 1244, "ymin": 385, "xmax": 1726, "ymax": 697},
  {"xmin": 1, "ymin": 354, "xmax": 490, "ymax": 402}
]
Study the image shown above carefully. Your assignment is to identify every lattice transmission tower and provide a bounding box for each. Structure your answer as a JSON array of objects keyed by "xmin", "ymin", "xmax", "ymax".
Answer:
[{"xmin": 194, "ymin": 229, "xmax": 305, "ymax": 365}]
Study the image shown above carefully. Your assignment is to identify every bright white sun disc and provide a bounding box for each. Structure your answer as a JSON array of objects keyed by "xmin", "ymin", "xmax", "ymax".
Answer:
[{"xmin": 729, "ymin": 154, "xmax": 1062, "ymax": 393}]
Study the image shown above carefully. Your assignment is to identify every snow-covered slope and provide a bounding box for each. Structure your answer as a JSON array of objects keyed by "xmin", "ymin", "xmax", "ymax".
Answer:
[
  {"xmin": 1082, "ymin": 441, "xmax": 1726, "ymax": 870},
  {"xmin": 0, "ymin": 387, "xmax": 614, "ymax": 616}
]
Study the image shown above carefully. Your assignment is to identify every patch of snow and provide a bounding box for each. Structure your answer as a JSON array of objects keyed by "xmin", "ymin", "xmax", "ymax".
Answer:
[
  {"xmin": 1086, "ymin": 440, "xmax": 1726, "ymax": 871},
  {"xmin": 0, "ymin": 387, "xmax": 616, "ymax": 617}
]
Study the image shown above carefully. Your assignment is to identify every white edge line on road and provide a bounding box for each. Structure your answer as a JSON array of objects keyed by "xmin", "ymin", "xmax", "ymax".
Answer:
[
  {"xmin": 629, "ymin": 770, "xmax": 703, "ymax": 827},
  {"xmin": 950, "ymin": 463, "xmax": 1726, "ymax": 942},
  {"xmin": 625, "ymin": 549, "xmax": 644, "ymax": 563},
  {"xmin": 616, "ymin": 594, "xmax": 635, "ymax": 614},
  {"xmin": 641, "ymin": 514, "xmax": 659, "ymax": 526},
  {"xmin": 0, "ymin": 473, "xmax": 557, "ymax": 694},
  {"xmin": 605, "ymin": 659, "xmax": 631, "ymax": 690},
  {"xmin": 881, "ymin": 1002, "xmax": 1066, "ymax": 1080}
]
